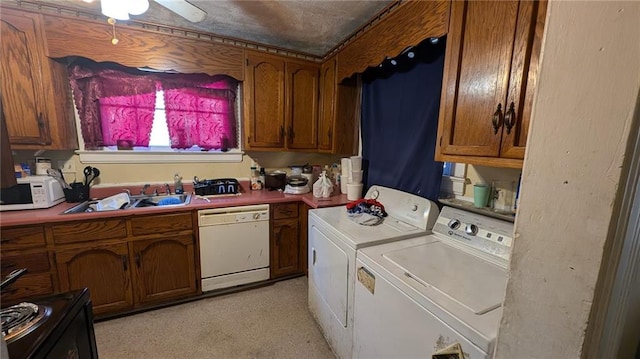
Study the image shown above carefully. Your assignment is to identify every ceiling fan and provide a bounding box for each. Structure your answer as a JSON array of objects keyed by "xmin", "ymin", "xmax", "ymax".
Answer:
[{"xmin": 96, "ymin": 0, "xmax": 207, "ymax": 23}]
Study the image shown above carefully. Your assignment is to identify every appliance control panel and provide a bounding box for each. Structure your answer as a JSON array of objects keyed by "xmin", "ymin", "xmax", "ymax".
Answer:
[{"xmin": 434, "ymin": 206, "xmax": 514, "ymax": 262}]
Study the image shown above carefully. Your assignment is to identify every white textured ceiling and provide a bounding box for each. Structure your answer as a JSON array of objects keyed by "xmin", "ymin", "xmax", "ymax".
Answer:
[{"xmin": 29, "ymin": 0, "xmax": 393, "ymax": 56}]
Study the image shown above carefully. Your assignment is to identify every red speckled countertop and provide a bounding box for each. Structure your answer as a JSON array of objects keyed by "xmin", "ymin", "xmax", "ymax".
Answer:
[{"xmin": 0, "ymin": 182, "xmax": 350, "ymax": 227}]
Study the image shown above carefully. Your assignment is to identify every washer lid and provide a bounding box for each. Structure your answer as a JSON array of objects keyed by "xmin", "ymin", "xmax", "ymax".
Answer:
[
  {"xmin": 310, "ymin": 206, "xmax": 427, "ymax": 249},
  {"xmin": 383, "ymin": 240, "xmax": 507, "ymax": 315}
]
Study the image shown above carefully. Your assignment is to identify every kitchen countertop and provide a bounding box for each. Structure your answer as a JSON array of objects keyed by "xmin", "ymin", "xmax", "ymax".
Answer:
[{"xmin": 0, "ymin": 183, "xmax": 350, "ymax": 227}]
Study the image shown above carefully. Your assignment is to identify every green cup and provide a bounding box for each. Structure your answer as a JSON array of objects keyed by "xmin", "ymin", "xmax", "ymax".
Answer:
[{"xmin": 473, "ymin": 184, "xmax": 490, "ymax": 208}]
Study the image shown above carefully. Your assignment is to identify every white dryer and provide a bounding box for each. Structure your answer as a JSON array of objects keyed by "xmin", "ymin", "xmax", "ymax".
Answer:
[
  {"xmin": 308, "ymin": 185, "xmax": 440, "ymax": 359},
  {"xmin": 352, "ymin": 206, "xmax": 513, "ymax": 358}
]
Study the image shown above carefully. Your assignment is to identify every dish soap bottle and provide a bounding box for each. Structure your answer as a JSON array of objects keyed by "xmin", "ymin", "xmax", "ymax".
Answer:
[
  {"xmin": 250, "ymin": 160, "xmax": 262, "ymax": 190},
  {"xmin": 174, "ymin": 173, "xmax": 184, "ymax": 194}
]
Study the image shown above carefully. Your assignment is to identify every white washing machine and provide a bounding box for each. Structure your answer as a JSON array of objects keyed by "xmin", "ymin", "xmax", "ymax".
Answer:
[
  {"xmin": 308, "ymin": 185, "xmax": 440, "ymax": 359},
  {"xmin": 352, "ymin": 206, "xmax": 513, "ymax": 358}
]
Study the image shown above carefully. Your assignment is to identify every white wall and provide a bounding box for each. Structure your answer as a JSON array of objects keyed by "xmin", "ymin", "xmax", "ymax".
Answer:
[{"xmin": 495, "ymin": 1, "xmax": 640, "ymax": 358}]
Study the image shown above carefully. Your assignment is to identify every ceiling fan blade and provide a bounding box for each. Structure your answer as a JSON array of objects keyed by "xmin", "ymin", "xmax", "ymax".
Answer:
[{"xmin": 153, "ymin": 0, "xmax": 207, "ymax": 23}]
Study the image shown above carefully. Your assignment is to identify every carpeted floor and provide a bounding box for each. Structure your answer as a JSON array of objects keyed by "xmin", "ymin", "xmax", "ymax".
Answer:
[{"xmin": 94, "ymin": 277, "xmax": 335, "ymax": 359}]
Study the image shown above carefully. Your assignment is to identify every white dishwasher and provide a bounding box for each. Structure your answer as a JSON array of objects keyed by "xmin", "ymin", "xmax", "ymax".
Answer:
[{"xmin": 198, "ymin": 204, "xmax": 270, "ymax": 292}]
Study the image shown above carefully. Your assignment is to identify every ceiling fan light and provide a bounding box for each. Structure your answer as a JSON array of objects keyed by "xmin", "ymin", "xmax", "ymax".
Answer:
[
  {"xmin": 101, "ymin": 0, "xmax": 130, "ymax": 20},
  {"xmin": 128, "ymin": 0, "xmax": 149, "ymax": 16}
]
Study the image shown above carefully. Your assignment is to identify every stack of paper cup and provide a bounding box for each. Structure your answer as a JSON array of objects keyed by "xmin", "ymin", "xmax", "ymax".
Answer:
[{"xmin": 346, "ymin": 156, "xmax": 363, "ymax": 200}]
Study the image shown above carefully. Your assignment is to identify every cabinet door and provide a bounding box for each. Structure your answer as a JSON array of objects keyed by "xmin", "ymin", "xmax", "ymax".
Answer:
[
  {"xmin": 499, "ymin": 0, "xmax": 547, "ymax": 159},
  {"xmin": 132, "ymin": 234, "xmax": 197, "ymax": 305},
  {"xmin": 318, "ymin": 57, "xmax": 337, "ymax": 151},
  {"xmin": 286, "ymin": 61, "xmax": 319, "ymax": 150},
  {"xmin": 0, "ymin": 11, "xmax": 51, "ymax": 145},
  {"xmin": 270, "ymin": 218, "xmax": 300, "ymax": 278},
  {"xmin": 244, "ymin": 52, "xmax": 286, "ymax": 149},
  {"xmin": 1, "ymin": 251, "xmax": 55, "ymax": 303},
  {"xmin": 439, "ymin": 1, "xmax": 520, "ymax": 157},
  {"xmin": 56, "ymin": 243, "xmax": 134, "ymax": 316}
]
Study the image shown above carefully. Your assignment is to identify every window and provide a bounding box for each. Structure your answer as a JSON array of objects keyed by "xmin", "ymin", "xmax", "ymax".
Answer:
[
  {"xmin": 68, "ymin": 58, "xmax": 242, "ymax": 163},
  {"xmin": 440, "ymin": 162, "xmax": 467, "ymax": 196}
]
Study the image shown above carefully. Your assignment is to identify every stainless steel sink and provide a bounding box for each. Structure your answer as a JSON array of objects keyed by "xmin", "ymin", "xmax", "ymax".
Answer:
[
  {"xmin": 62, "ymin": 193, "xmax": 191, "ymax": 214},
  {"xmin": 129, "ymin": 194, "xmax": 192, "ymax": 208}
]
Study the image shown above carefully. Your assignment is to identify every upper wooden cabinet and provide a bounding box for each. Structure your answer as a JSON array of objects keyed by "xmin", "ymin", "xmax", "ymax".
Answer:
[
  {"xmin": 317, "ymin": 56, "xmax": 360, "ymax": 155},
  {"xmin": 244, "ymin": 52, "xmax": 286, "ymax": 149},
  {"xmin": 435, "ymin": 0, "xmax": 547, "ymax": 168},
  {"xmin": 0, "ymin": 9, "xmax": 77, "ymax": 150},
  {"xmin": 244, "ymin": 51, "xmax": 319, "ymax": 151},
  {"xmin": 286, "ymin": 62, "xmax": 319, "ymax": 150}
]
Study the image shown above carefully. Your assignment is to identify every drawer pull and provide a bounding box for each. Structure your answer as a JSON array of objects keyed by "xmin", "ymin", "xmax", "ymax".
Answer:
[
  {"xmin": 492, "ymin": 103, "xmax": 503, "ymax": 134},
  {"xmin": 504, "ymin": 102, "xmax": 516, "ymax": 135},
  {"xmin": 135, "ymin": 253, "xmax": 141, "ymax": 268},
  {"xmin": 0, "ymin": 238, "xmax": 11, "ymax": 244}
]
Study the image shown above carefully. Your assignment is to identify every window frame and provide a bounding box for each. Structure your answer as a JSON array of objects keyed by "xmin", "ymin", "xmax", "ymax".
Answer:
[{"xmin": 73, "ymin": 83, "xmax": 244, "ymax": 164}]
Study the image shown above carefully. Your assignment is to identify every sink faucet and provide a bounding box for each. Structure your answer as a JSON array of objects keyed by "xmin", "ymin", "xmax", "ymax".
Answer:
[
  {"xmin": 141, "ymin": 184, "xmax": 150, "ymax": 195},
  {"xmin": 164, "ymin": 183, "xmax": 171, "ymax": 195}
]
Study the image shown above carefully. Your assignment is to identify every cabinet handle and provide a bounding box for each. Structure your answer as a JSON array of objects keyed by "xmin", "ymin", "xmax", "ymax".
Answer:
[
  {"xmin": 0, "ymin": 238, "xmax": 11, "ymax": 244},
  {"xmin": 289, "ymin": 126, "xmax": 295, "ymax": 139},
  {"xmin": 280, "ymin": 126, "xmax": 285, "ymax": 140},
  {"xmin": 504, "ymin": 102, "xmax": 516, "ymax": 135},
  {"xmin": 122, "ymin": 255, "xmax": 128, "ymax": 271},
  {"xmin": 37, "ymin": 112, "xmax": 44, "ymax": 128},
  {"xmin": 327, "ymin": 129, "xmax": 332, "ymax": 141},
  {"xmin": 135, "ymin": 253, "xmax": 141, "ymax": 268},
  {"xmin": 492, "ymin": 103, "xmax": 503, "ymax": 134},
  {"xmin": 312, "ymin": 248, "xmax": 316, "ymax": 265}
]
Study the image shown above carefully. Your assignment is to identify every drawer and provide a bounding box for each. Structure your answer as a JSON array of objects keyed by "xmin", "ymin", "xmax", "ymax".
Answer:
[
  {"xmin": 0, "ymin": 273, "xmax": 55, "ymax": 303},
  {"xmin": 130, "ymin": 212, "xmax": 192, "ymax": 236},
  {"xmin": 271, "ymin": 203, "xmax": 298, "ymax": 220},
  {"xmin": 0, "ymin": 226, "xmax": 46, "ymax": 250},
  {"xmin": 1, "ymin": 251, "xmax": 50, "ymax": 277},
  {"xmin": 51, "ymin": 219, "xmax": 127, "ymax": 244}
]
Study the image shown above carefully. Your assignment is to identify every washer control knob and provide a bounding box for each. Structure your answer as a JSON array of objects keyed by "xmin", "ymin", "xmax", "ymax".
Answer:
[
  {"xmin": 253, "ymin": 213, "xmax": 261, "ymax": 220},
  {"xmin": 447, "ymin": 219, "xmax": 461, "ymax": 230},
  {"xmin": 465, "ymin": 224, "xmax": 479, "ymax": 236},
  {"xmin": 412, "ymin": 204, "xmax": 418, "ymax": 211}
]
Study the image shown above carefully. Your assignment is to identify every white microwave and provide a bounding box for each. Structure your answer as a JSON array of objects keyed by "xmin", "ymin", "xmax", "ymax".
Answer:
[{"xmin": 0, "ymin": 176, "xmax": 65, "ymax": 211}]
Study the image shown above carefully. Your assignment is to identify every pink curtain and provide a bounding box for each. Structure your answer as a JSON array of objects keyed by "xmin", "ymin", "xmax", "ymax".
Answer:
[
  {"xmin": 163, "ymin": 78, "xmax": 237, "ymax": 150},
  {"xmin": 69, "ymin": 58, "xmax": 239, "ymax": 150},
  {"xmin": 99, "ymin": 92, "xmax": 156, "ymax": 147}
]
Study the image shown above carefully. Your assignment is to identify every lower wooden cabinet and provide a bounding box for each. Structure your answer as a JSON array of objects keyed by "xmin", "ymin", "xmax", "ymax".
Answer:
[
  {"xmin": 50, "ymin": 212, "xmax": 198, "ymax": 317},
  {"xmin": 132, "ymin": 234, "xmax": 196, "ymax": 305},
  {"xmin": 270, "ymin": 203, "xmax": 304, "ymax": 278},
  {"xmin": 0, "ymin": 225, "xmax": 57, "ymax": 304},
  {"xmin": 55, "ymin": 242, "xmax": 133, "ymax": 316}
]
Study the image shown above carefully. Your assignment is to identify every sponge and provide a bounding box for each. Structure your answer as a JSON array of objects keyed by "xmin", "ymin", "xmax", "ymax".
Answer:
[{"xmin": 157, "ymin": 197, "xmax": 182, "ymax": 206}]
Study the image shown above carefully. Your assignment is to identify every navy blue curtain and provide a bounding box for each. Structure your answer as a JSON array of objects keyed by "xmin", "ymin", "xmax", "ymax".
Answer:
[{"xmin": 361, "ymin": 37, "xmax": 446, "ymax": 201}]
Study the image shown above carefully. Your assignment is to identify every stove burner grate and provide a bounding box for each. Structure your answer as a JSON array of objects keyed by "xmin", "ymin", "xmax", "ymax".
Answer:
[{"xmin": 1, "ymin": 302, "xmax": 50, "ymax": 343}]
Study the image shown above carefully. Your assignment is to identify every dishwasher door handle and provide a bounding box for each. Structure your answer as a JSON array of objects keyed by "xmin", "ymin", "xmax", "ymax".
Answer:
[{"xmin": 312, "ymin": 248, "xmax": 316, "ymax": 265}]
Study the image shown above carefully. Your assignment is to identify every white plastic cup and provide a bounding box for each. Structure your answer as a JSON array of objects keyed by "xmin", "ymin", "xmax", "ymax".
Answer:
[
  {"xmin": 340, "ymin": 174, "xmax": 348, "ymax": 194},
  {"xmin": 351, "ymin": 170, "xmax": 363, "ymax": 184},
  {"xmin": 347, "ymin": 183, "xmax": 363, "ymax": 200},
  {"xmin": 350, "ymin": 156, "xmax": 362, "ymax": 171},
  {"xmin": 341, "ymin": 157, "xmax": 351, "ymax": 176}
]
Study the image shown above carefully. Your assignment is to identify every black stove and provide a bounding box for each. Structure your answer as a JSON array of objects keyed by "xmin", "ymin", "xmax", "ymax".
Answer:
[
  {"xmin": 1, "ymin": 302, "xmax": 50, "ymax": 343},
  {"xmin": 1, "ymin": 288, "xmax": 98, "ymax": 359}
]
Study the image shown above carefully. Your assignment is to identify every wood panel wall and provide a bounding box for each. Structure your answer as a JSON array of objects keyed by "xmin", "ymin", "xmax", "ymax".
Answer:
[
  {"xmin": 335, "ymin": 0, "xmax": 450, "ymax": 82},
  {"xmin": 41, "ymin": 15, "xmax": 245, "ymax": 80}
]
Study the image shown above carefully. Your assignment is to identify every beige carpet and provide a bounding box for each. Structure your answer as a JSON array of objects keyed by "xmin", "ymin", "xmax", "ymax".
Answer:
[{"xmin": 94, "ymin": 277, "xmax": 335, "ymax": 359}]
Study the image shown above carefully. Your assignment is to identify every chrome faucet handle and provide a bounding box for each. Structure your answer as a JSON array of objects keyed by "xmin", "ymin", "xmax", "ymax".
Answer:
[
  {"xmin": 141, "ymin": 184, "xmax": 150, "ymax": 195},
  {"xmin": 123, "ymin": 189, "xmax": 132, "ymax": 197},
  {"xmin": 164, "ymin": 183, "xmax": 171, "ymax": 195},
  {"xmin": 153, "ymin": 188, "xmax": 159, "ymax": 196}
]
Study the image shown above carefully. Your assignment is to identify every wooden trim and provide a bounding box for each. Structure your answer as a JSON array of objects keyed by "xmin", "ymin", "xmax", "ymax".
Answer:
[
  {"xmin": 434, "ymin": 153, "xmax": 524, "ymax": 169},
  {"xmin": 4, "ymin": 0, "xmax": 321, "ymax": 61},
  {"xmin": 335, "ymin": 0, "xmax": 450, "ymax": 81}
]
